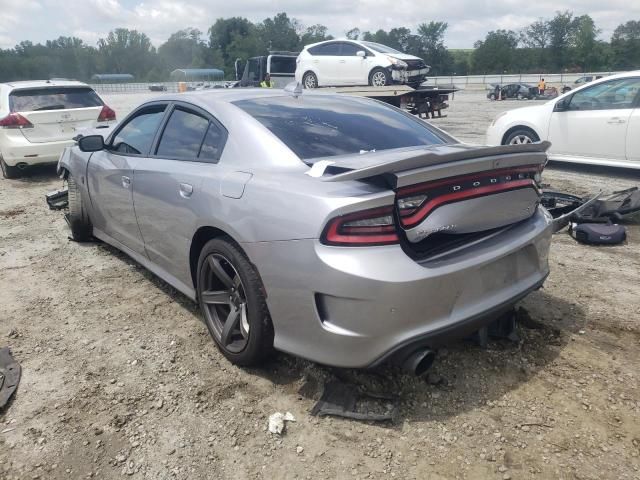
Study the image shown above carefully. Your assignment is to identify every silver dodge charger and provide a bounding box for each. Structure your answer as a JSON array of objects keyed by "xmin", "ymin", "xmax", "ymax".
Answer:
[{"xmin": 58, "ymin": 87, "xmax": 553, "ymax": 374}]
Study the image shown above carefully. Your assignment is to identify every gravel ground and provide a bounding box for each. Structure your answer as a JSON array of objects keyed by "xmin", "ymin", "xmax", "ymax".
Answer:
[{"xmin": 1, "ymin": 91, "xmax": 639, "ymax": 480}]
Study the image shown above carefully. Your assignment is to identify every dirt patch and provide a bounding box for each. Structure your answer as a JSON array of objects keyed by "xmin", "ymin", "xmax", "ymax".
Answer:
[
  {"xmin": 0, "ymin": 207, "xmax": 25, "ymax": 219},
  {"xmin": 1, "ymin": 91, "xmax": 639, "ymax": 480}
]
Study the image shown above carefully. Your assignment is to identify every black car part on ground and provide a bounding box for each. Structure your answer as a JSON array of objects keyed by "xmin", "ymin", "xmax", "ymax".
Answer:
[
  {"xmin": 542, "ymin": 187, "xmax": 640, "ymax": 223},
  {"xmin": 0, "ymin": 347, "xmax": 21, "ymax": 411},
  {"xmin": 570, "ymin": 222, "xmax": 627, "ymax": 245},
  {"xmin": 311, "ymin": 381, "xmax": 399, "ymax": 422},
  {"xmin": 45, "ymin": 187, "xmax": 69, "ymax": 210}
]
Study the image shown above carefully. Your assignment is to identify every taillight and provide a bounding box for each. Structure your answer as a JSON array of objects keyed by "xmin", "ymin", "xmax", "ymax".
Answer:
[
  {"xmin": 0, "ymin": 113, "xmax": 33, "ymax": 129},
  {"xmin": 321, "ymin": 206, "xmax": 399, "ymax": 246},
  {"xmin": 396, "ymin": 165, "xmax": 543, "ymax": 229},
  {"xmin": 98, "ymin": 105, "xmax": 116, "ymax": 122}
]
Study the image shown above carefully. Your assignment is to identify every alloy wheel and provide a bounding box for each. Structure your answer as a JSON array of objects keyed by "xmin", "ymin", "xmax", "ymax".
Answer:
[
  {"xmin": 509, "ymin": 134, "xmax": 533, "ymax": 145},
  {"xmin": 200, "ymin": 253, "xmax": 250, "ymax": 353},
  {"xmin": 304, "ymin": 74, "xmax": 317, "ymax": 89},
  {"xmin": 371, "ymin": 71, "xmax": 387, "ymax": 86}
]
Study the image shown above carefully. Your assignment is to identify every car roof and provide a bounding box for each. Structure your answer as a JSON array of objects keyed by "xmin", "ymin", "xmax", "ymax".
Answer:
[
  {"xmin": 1, "ymin": 79, "xmax": 90, "ymax": 90},
  {"xmin": 303, "ymin": 38, "xmax": 358, "ymax": 49}
]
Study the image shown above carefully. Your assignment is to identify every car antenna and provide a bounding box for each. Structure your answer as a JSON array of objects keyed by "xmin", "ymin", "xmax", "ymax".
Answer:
[{"xmin": 284, "ymin": 81, "xmax": 303, "ymax": 98}]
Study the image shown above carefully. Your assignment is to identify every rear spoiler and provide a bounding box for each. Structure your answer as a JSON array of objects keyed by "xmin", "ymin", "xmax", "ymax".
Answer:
[{"xmin": 307, "ymin": 141, "xmax": 551, "ymax": 185}]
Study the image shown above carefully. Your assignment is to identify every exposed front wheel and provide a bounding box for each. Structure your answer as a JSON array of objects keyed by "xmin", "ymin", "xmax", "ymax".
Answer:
[
  {"xmin": 369, "ymin": 68, "xmax": 390, "ymax": 87},
  {"xmin": 302, "ymin": 71, "xmax": 318, "ymax": 89},
  {"xmin": 197, "ymin": 238, "xmax": 274, "ymax": 366},
  {"xmin": 0, "ymin": 155, "xmax": 21, "ymax": 179},
  {"xmin": 504, "ymin": 128, "xmax": 540, "ymax": 145},
  {"xmin": 67, "ymin": 174, "xmax": 93, "ymax": 241}
]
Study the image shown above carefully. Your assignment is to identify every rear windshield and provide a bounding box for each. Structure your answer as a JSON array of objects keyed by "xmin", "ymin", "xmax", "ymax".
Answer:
[
  {"xmin": 270, "ymin": 56, "xmax": 297, "ymax": 74},
  {"xmin": 9, "ymin": 87, "xmax": 103, "ymax": 112},
  {"xmin": 233, "ymin": 95, "xmax": 448, "ymax": 160}
]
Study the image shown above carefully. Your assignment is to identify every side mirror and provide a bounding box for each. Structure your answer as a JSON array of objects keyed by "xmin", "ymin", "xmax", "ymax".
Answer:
[
  {"xmin": 356, "ymin": 50, "xmax": 366, "ymax": 58},
  {"xmin": 553, "ymin": 97, "xmax": 571, "ymax": 112},
  {"xmin": 78, "ymin": 135, "xmax": 105, "ymax": 152}
]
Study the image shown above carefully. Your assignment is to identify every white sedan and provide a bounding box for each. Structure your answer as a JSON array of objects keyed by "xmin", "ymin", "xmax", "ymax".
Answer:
[{"xmin": 486, "ymin": 71, "xmax": 640, "ymax": 169}]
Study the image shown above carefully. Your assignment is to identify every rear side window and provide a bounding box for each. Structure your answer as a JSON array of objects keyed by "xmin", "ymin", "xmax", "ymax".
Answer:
[
  {"xmin": 156, "ymin": 108, "xmax": 210, "ymax": 159},
  {"xmin": 9, "ymin": 87, "xmax": 103, "ymax": 112},
  {"xmin": 112, "ymin": 105, "xmax": 166, "ymax": 155},
  {"xmin": 198, "ymin": 123, "xmax": 225, "ymax": 161},
  {"xmin": 233, "ymin": 96, "xmax": 448, "ymax": 160}
]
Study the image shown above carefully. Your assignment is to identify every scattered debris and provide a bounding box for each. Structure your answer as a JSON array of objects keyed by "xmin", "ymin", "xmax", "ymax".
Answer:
[
  {"xmin": 0, "ymin": 347, "xmax": 21, "ymax": 411},
  {"xmin": 45, "ymin": 187, "xmax": 69, "ymax": 210},
  {"xmin": 570, "ymin": 222, "xmax": 627, "ymax": 245},
  {"xmin": 310, "ymin": 381, "xmax": 399, "ymax": 422},
  {"xmin": 268, "ymin": 412, "xmax": 296, "ymax": 435},
  {"xmin": 469, "ymin": 309, "xmax": 519, "ymax": 348}
]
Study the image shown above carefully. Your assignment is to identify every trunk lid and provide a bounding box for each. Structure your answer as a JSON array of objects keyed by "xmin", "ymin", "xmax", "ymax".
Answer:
[
  {"xmin": 312, "ymin": 142, "xmax": 549, "ymax": 257},
  {"xmin": 18, "ymin": 107, "xmax": 103, "ymax": 143}
]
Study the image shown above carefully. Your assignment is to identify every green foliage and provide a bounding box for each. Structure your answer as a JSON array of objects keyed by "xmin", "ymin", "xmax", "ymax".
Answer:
[{"xmin": 1, "ymin": 11, "xmax": 639, "ymax": 83}]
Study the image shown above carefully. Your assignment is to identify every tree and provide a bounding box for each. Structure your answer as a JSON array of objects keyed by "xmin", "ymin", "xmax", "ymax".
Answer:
[
  {"xmin": 158, "ymin": 28, "xmax": 208, "ymax": 71},
  {"xmin": 97, "ymin": 29, "xmax": 156, "ymax": 79},
  {"xmin": 346, "ymin": 28, "xmax": 360, "ymax": 40},
  {"xmin": 208, "ymin": 17, "xmax": 258, "ymax": 75},
  {"xmin": 471, "ymin": 30, "xmax": 519, "ymax": 73},
  {"xmin": 417, "ymin": 22, "xmax": 454, "ymax": 75},
  {"xmin": 572, "ymin": 15, "xmax": 601, "ymax": 70},
  {"xmin": 301, "ymin": 25, "xmax": 332, "ymax": 45},
  {"xmin": 258, "ymin": 12, "xmax": 300, "ymax": 51},
  {"xmin": 611, "ymin": 20, "xmax": 640, "ymax": 69},
  {"xmin": 547, "ymin": 11, "xmax": 576, "ymax": 70}
]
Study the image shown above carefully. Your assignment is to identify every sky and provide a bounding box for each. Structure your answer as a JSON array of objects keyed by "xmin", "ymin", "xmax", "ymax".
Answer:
[{"xmin": 0, "ymin": 0, "xmax": 638, "ymax": 50}]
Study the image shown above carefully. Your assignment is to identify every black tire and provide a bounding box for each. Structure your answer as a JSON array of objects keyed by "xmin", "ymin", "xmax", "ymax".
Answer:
[
  {"xmin": 197, "ymin": 237, "xmax": 274, "ymax": 366},
  {"xmin": 0, "ymin": 155, "xmax": 21, "ymax": 179},
  {"xmin": 67, "ymin": 174, "xmax": 93, "ymax": 241},
  {"xmin": 369, "ymin": 67, "xmax": 391, "ymax": 87},
  {"xmin": 302, "ymin": 71, "xmax": 318, "ymax": 89},
  {"xmin": 503, "ymin": 128, "xmax": 540, "ymax": 146},
  {"xmin": 489, "ymin": 93, "xmax": 496, "ymax": 101}
]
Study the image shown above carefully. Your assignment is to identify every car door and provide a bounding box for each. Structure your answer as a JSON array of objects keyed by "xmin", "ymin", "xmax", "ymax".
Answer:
[
  {"xmin": 548, "ymin": 77, "xmax": 640, "ymax": 161},
  {"xmin": 308, "ymin": 42, "xmax": 341, "ymax": 85},
  {"xmin": 87, "ymin": 103, "xmax": 167, "ymax": 254},
  {"xmin": 132, "ymin": 102, "xmax": 228, "ymax": 288},
  {"xmin": 338, "ymin": 42, "xmax": 368, "ymax": 85}
]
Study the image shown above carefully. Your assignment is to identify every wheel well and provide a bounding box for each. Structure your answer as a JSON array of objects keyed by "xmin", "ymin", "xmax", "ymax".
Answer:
[
  {"xmin": 501, "ymin": 125, "xmax": 539, "ymax": 145},
  {"xmin": 189, "ymin": 226, "xmax": 232, "ymax": 289}
]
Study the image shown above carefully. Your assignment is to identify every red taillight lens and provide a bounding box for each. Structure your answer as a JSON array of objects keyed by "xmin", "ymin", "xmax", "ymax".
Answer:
[
  {"xmin": 98, "ymin": 105, "xmax": 116, "ymax": 122},
  {"xmin": 321, "ymin": 206, "xmax": 399, "ymax": 246},
  {"xmin": 396, "ymin": 165, "xmax": 543, "ymax": 229},
  {"xmin": 0, "ymin": 113, "xmax": 33, "ymax": 129}
]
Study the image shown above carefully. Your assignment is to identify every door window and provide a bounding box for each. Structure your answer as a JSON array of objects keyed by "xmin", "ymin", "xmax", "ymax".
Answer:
[
  {"xmin": 111, "ymin": 105, "xmax": 166, "ymax": 155},
  {"xmin": 156, "ymin": 108, "xmax": 210, "ymax": 159},
  {"xmin": 568, "ymin": 78, "xmax": 640, "ymax": 111},
  {"xmin": 339, "ymin": 43, "xmax": 360, "ymax": 56}
]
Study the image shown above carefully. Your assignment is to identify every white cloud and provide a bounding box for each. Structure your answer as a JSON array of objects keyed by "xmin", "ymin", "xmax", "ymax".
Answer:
[{"xmin": 0, "ymin": 0, "xmax": 638, "ymax": 49}]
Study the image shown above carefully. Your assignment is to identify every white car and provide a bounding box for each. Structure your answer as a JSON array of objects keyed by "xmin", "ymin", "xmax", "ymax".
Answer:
[
  {"xmin": 295, "ymin": 39, "xmax": 430, "ymax": 89},
  {"xmin": 0, "ymin": 80, "xmax": 116, "ymax": 178},
  {"xmin": 486, "ymin": 71, "xmax": 640, "ymax": 169}
]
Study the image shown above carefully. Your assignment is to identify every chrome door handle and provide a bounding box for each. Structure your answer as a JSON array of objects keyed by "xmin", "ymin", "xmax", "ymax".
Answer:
[
  {"xmin": 607, "ymin": 117, "xmax": 626, "ymax": 124},
  {"xmin": 179, "ymin": 183, "xmax": 193, "ymax": 198},
  {"xmin": 122, "ymin": 176, "xmax": 131, "ymax": 188},
  {"xmin": 339, "ymin": 60, "xmax": 346, "ymax": 63}
]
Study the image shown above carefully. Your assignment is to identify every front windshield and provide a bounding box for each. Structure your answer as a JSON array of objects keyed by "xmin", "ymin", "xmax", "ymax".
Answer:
[{"xmin": 361, "ymin": 42, "xmax": 402, "ymax": 55}]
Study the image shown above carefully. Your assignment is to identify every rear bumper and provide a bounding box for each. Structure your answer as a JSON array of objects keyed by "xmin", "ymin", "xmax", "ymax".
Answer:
[
  {"xmin": 0, "ymin": 133, "xmax": 73, "ymax": 166},
  {"xmin": 243, "ymin": 207, "xmax": 553, "ymax": 368}
]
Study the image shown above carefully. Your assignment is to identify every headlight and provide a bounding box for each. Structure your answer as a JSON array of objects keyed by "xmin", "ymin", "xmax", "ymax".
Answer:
[
  {"xmin": 386, "ymin": 56, "xmax": 408, "ymax": 69},
  {"xmin": 490, "ymin": 111, "xmax": 508, "ymax": 127}
]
